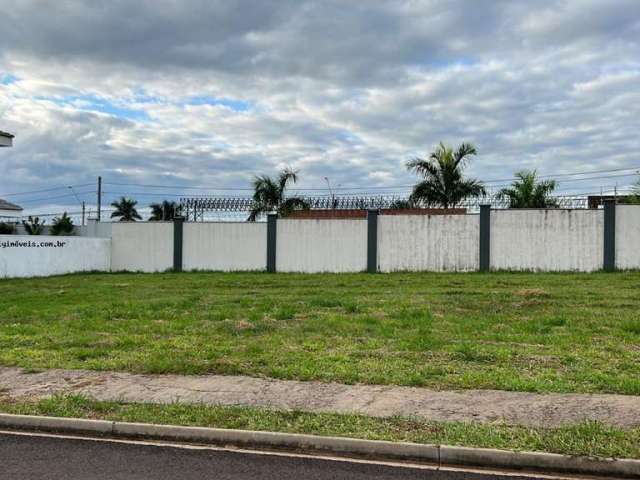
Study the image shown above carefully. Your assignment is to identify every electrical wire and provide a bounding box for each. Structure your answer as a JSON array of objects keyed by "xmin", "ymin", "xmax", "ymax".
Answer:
[
  {"xmin": 0, "ymin": 183, "xmax": 94, "ymax": 198},
  {"xmin": 100, "ymin": 165, "xmax": 640, "ymax": 192},
  {"xmin": 4, "ymin": 165, "xmax": 638, "ymax": 205}
]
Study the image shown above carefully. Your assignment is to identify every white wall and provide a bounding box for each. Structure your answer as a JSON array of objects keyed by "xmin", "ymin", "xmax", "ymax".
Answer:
[
  {"xmin": 378, "ymin": 214, "xmax": 479, "ymax": 272},
  {"xmin": 110, "ymin": 222, "xmax": 173, "ymax": 272},
  {"xmin": 616, "ymin": 205, "xmax": 640, "ymax": 270},
  {"xmin": 0, "ymin": 209, "xmax": 21, "ymax": 218},
  {"xmin": 0, "ymin": 235, "xmax": 110, "ymax": 278},
  {"xmin": 276, "ymin": 219, "xmax": 367, "ymax": 272},
  {"xmin": 491, "ymin": 209, "xmax": 603, "ymax": 271},
  {"xmin": 183, "ymin": 222, "xmax": 266, "ymax": 271},
  {"xmin": 80, "ymin": 220, "xmax": 112, "ymax": 238}
]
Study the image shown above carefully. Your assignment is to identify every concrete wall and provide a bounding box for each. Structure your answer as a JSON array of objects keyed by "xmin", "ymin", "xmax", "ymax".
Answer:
[
  {"xmin": 616, "ymin": 205, "xmax": 640, "ymax": 270},
  {"xmin": 110, "ymin": 222, "xmax": 173, "ymax": 272},
  {"xmin": 0, "ymin": 235, "xmax": 110, "ymax": 278},
  {"xmin": 491, "ymin": 209, "xmax": 603, "ymax": 271},
  {"xmin": 80, "ymin": 220, "xmax": 112, "ymax": 238},
  {"xmin": 276, "ymin": 219, "xmax": 367, "ymax": 272},
  {"xmin": 13, "ymin": 225, "xmax": 87, "ymax": 236},
  {"xmin": 3, "ymin": 207, "xmax": 639, "ymax": 277},
  {"xmin": 378, "ymin": 214, "xmax": 479, "ymax": 272},
  {"xmin": 183, "ymin": 222, "xmax": 266, "ymax": 271}
]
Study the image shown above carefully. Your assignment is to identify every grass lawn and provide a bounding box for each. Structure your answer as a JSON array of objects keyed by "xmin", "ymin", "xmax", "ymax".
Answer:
[
  {"xmin": 1, "ymin": 271, "xmax": 639, "ymax": 394},
  {"xmin": 1, "ymin": 394, "xmax": 639, "ymax": 459}
]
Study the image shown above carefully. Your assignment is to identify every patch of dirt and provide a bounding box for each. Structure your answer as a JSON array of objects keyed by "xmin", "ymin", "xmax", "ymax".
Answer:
[
  {"xmin": 1, "ymin": 366, "xmax": 640, "ymax": 429},
  {"xmin": 514, "ymin": 288, "xmax": 550, "ymax": 298},
  {"xmin": 234, "ymin": 320, "xmax": 254, "ymax": 331}
]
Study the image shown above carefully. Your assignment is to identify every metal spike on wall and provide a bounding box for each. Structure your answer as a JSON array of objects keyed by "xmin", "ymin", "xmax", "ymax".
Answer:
[{"xmin": 179, "ymin": 194, "xmax": 591, "ymax": 220}]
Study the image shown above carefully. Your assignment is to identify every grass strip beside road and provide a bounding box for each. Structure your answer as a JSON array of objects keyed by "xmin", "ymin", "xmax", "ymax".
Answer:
[
  {"xmin": 1, "ymin": 272, "xmax": 640, "ymax": 394},
  {"xmin": 1, "ymin": 394, "xmax": 639, "ymax": 460}
]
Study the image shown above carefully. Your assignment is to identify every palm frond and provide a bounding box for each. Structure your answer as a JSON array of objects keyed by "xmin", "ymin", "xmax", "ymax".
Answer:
[
  {"xmin": 407, "ymin": 142, "xmax": 483, "ymax": 209},
  {"xmin": 453, "ymin": 142, "xmax": 477, "ymax": 167},
  {"xmin": 278, "ymin": 168, "xmax": 298, "ymax": 191},
  {"xmin": 498, "ymin": 170, "xmax": 557, "ymax": 208}
]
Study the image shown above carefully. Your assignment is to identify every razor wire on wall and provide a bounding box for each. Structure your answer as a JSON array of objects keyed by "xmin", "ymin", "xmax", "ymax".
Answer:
[{"xmin": 179, "ymin": 194, "xmax": 592, "ymax": 221}]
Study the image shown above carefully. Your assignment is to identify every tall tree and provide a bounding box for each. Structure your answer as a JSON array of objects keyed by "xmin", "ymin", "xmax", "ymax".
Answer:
[
  {"xmin": 497, "ymin": 170, "xmax": 558, "ymax": 208},
  {"xmin": 406, "ymin": 142, "xmax": 485, "ymax": 208},
  {"xmin": 149, "ymin": 200, "xmax": 179, "ymax": 221},
  {"xmin": 110, "ymin": 197, "xmax": 142, "ymax": 222},
  {"xmin": 248, "ymin": 168, "xmax": 310, "ymax": 221}
]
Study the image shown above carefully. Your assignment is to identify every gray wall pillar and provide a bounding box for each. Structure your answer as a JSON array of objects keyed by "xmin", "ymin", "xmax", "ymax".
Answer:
[
  {"xmin": 479, "ymin": 205, "xmax": 491, "ymax": 272},
  {"xmin": 603, "ymin": 199, "xmax": 616, "ymax": 272},
  {"xmin": 267, "ymin": 213, "xmax": 277, "ymax": 273},
  {"xmin": 173, "ymin": 216, "xmax": 184, "ymax": 272},
  {"xmin": 367, "ymin": 209, "xmax": 378, "ymax": 273}
]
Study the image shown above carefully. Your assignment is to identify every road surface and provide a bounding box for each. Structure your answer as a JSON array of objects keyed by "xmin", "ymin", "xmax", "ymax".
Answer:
[{"xmin": 0, "ymin": 430, "xmax": 579, "ymax": 480}]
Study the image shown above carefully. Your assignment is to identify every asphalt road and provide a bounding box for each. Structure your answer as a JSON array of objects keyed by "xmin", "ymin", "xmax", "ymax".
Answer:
[{"xmin": 0, "ymin": 431, "xmax": 571, "ymax": 480}]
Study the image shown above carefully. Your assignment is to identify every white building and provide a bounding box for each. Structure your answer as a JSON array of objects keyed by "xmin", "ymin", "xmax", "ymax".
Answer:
[
  {"xmin": 0, "ymin": 199, "xmax": 22, "ymax": 221},
  {"xmin": 0, "ymin": 130, "xmax": 20, "ymax": 220},
  {"xmin": 0, "ymin": 130, "xmax": 13, "ymax": 147},
  {"xmin": 0, "ymin": 199, "xmax": 22, "ymax": 220}
]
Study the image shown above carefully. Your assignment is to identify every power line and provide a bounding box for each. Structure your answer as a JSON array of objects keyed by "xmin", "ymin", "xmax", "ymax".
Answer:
[
  {"xmin": 103, "ymin": 181, "xmax": 254, "ymax": 191},
  {"xmin": 104, "ymin": 173, "xmax": 638, "ymax": 198},
  {"xmin": 15, "ymin": 190, "xmax": 96, "ymax": 205},
  {"xmin": 4, "ymin": 165, "xmax": 639, "ymax": 203},
  {"xmin": 480, "ymin": 165, "xmax": 640, "ymax": 183},
  {"xmin": 0, "ymin": 183, "xmax": 94, "ymax": 198},
  {"xmin": 103, "ymin": 165, "xmax": 640, "ymax": 191}
]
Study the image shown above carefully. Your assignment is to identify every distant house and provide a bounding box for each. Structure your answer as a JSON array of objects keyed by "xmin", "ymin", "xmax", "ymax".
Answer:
[
  {"xmin": 0, "ymin": 198, "xmax": 23, "ymax": 220},
  {"xmin": 0, "ymin": 130, "xmax": 14, "ymax": 147},
  {"xmin": 0, "ymin": 130, "xmax": 19, "ymax": 220}
]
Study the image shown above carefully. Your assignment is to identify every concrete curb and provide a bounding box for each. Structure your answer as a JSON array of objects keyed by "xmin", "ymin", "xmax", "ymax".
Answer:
[{"xmin": 0, "ymin": 413, "xmax": 638, "ymax": 478}]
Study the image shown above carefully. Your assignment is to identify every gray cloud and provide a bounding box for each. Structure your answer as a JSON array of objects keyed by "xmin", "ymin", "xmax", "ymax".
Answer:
[{"xmin": 1, "ymin": 0, "xmax": 639, "ymax": 213}]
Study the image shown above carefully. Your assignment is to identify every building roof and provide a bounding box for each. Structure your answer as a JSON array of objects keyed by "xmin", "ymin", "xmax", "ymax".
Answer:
[
  {"xmin": 0, "ymin": 130, "xmax": 13, "ymax": 147},
  {"xmin": 0, "ymin": 199, "xmax": 23, "ymax": 211}
]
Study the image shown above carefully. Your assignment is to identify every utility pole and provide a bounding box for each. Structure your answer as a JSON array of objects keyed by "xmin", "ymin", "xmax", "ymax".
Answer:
[
  {"xmin": 81, "ymin": 201, "xmax": 86, "ymax": 226},
  {"xmin": 97, "ymin": 176, "xmax": 102, "ymax": 222},
  {"xmin": 324, "ymin": 177, "xmax": 335, "ymax": 209}
]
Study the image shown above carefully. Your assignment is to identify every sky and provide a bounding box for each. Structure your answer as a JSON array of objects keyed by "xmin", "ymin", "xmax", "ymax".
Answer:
[{"xmin": 0, "ymin": 0, "xmax": 639, "ymax": 218}]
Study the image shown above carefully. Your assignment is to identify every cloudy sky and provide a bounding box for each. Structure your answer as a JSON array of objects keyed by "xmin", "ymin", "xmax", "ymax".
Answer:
[{"xmin": 1, "ymin": 0, "xmax": 639, "ymax": 217}]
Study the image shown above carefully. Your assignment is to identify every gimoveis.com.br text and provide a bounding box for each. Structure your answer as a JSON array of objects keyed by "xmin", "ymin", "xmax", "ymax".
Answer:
[{"xmin": 1, "ymin": 240, "xmax": 68, "ymax": 249}]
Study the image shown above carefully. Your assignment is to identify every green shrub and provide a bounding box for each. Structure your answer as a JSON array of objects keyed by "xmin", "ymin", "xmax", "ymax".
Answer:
[
  {"xmin": 50, "ymin": 212, "xmax": 74, "ymax": 236},
  {"xmin": 22, "ymin": 216, "xmax": 45, "ymax": 235},
  {"xmin": 0, "ymin": 222, "xmax": 15, "ymax": 234}
]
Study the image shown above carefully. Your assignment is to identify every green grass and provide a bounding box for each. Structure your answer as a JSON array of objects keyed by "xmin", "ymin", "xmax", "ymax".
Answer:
[
  {"xmin": 1, "ymin": 271, "xmax": 640, "ymax": 394},
  {"xmin": 1, "ymin": 394, "xmax": 639, "ymax": 459}
]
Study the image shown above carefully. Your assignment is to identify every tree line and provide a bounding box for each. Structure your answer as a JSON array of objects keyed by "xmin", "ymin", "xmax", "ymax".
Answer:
[{"xmin": 105, "ymin": 141, "xmax": 640, "ymax": 222}]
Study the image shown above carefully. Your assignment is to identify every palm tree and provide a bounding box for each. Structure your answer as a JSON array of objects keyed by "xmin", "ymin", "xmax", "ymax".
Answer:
[
  {"xmin": 149, "ymin": 200, "xmax": 179, "ymax": 221},
  {"xmin": 248, "ymin": 168, "xmax": 310, "ymax": 221},
  {"xmin": 406, "ymin": 142, "xmax": 485, "ymax": 208},
  {"xmin": 110, "ymin": 197, "xmax": 142, "ymax": 222},
  {"xmin": 497, "ymin": 170, "xmax": 558, "ymax": 208},
  {"xmin": 50, "ymin": 212, "xmax": 74, "ymax": 235}
]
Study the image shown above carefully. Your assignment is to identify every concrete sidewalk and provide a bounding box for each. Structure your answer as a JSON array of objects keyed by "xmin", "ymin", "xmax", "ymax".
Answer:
[{"xmin": 1, "ymin": 367, "xmax": 638, "ymax": 428}]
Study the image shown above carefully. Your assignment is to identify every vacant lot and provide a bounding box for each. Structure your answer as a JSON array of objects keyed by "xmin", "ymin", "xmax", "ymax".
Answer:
[{"xmin": 1, "ymin": 272, "xmax": 639, "ymax": 394}]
